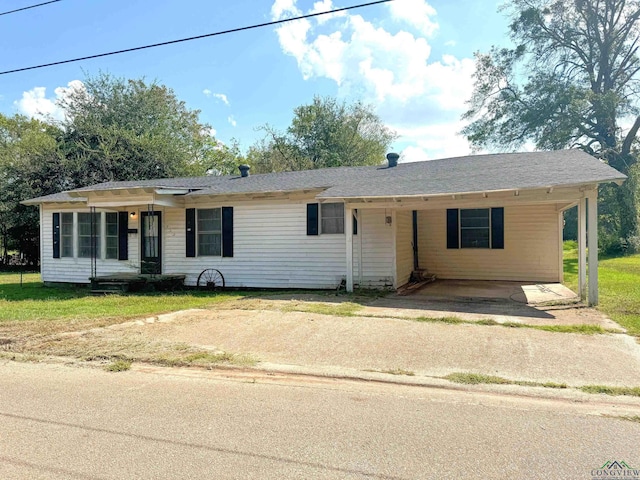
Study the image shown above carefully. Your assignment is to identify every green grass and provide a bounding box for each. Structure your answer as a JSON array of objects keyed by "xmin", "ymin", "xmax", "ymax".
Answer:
[
  {"xmin": 579, "ymin": 385, "xmax": 640, "ymax": 397},
  {"xmin": 563, "ymin": 241, "xmax": 640, "ymax": 335},
  {"xmin": 104, "ymin": 359, "xmax": 132, "ymax": 372},
  {"xmin": 0, "ymin": 273, "xmax": 244, "ymax": 323},
  {"xmin": 444, "ymin": 372, "xmax": 568, "ymax": 389}
]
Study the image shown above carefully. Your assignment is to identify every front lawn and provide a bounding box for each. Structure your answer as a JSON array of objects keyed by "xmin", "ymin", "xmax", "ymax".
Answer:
[
  {"xmin": 0, "ymin": 272, "xmax": 243, "ymax": 324},
  {"xmin": 563, "ymin": 241, "xmax": 640, "ymax": 335}
]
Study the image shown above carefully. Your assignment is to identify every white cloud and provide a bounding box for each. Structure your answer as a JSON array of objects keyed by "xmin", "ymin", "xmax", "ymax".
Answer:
[
  {"xmin": 14, "ymin": 80, "xmax": 84, "ymax": 122},
  {"xmin": 213, "ymin": 93, "xmax": 230, "ymax": 106},
  {"xmin": 271, "ymin": 0, "xmax": 477, "ymax": 160},
  {"xmin": 271, "ymin": 0, "xmax": 300, "ymax": 18},
  {"xmin": 227, "ymin": 115, "xmax": 237, "ymax": 127},
  {"xmin": 203, "ymin": 89, "xmax": 230, "ymax": 106},
  {"xmin": 388, "ymin": 0, "xmax": 438, "ymax": 36},
  {"xmin": 394, "ymin": 121, "xmax": 474, "ymax": 162}
]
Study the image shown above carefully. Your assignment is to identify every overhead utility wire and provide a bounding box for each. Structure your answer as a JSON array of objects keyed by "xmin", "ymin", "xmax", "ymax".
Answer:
[
  {"xmin": 0, "ymin": 0, "xmax": 61, "ymax": 17},
  {"xmin": 0, "ymin": 0, "xmax": 394, "ymax": 76}
]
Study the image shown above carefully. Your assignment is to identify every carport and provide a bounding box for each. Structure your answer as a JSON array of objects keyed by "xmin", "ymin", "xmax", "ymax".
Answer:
[{"xmin": 322, "ymin": 151, "xmax": 626, "ymax": 307}]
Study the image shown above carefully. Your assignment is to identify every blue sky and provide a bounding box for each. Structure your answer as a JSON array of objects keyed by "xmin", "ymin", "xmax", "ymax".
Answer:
[{"xmin": 0, "ymin": 0, "xmax": 509, "ymax": 161}]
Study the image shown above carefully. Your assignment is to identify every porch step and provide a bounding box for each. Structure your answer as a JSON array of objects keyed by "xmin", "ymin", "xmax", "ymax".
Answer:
[{"xmin": 90, "ymin": 280, "xmax": 131, "ymax": 294}]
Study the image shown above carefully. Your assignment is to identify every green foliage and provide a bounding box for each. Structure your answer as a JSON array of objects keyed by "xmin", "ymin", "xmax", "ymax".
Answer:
[
  {"xmin": 250, "ymin": 96, "xmax": 396, "ymax": 173},
  {"xmin": 0, "ymin": 115, "xmax": 65, "ymax": 264},
  {"xmin": 59, "ymin": 73, "xmax": 213, "ymax": 185},
  {"xmin": 0, "ymin": 73, "xmax": 221, "ymax": 263},
  {"xmin": 463, "ymin": 0, "xmax": 640, "ymax": 239}
]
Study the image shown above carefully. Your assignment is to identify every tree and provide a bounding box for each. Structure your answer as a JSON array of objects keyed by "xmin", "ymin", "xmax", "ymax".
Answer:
[
  {"xmin": 462, "ymin": 0, "xmax": 640, "ymax": 244},
  {"xmin": 59, "ymin": 73, "xmax": 215, "ymax": 187},
  {"xmin": 250, "ymin": 96, "xmax": 396, "ymax": 173},
  {"xmin": 0, "ymin": 114, "xmax": 64, "ymax": 264}
]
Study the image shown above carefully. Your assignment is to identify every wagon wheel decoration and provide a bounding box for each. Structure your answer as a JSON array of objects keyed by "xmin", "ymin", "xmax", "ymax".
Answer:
[{"xmin": 197, "ymin": 269, "xmax": 225, "ymax": 290}]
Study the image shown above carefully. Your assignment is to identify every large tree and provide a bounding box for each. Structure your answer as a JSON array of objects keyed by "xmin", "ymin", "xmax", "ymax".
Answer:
[
  {"xmin": 250, "ymin": 96, "xmax": 396, "ymax": 173},
  {"xmin": 462, "ymin": 0, "xmax": 640, "ymax": 242},
  {"xmin": 59, "ymin": 73, "xmax": 216, "ymax": 186},
  {"xmin": 0, "ymin": 114, "xmax": 64, "ymax": 264}
]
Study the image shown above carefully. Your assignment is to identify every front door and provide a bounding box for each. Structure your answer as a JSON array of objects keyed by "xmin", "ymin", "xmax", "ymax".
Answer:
[{"xmin": 141, "ymin": 211, "xmax": 161, "ymax": 274}]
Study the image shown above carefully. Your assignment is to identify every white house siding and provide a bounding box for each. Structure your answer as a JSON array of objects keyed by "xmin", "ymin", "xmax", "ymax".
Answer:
[
  {"xmin": 394, "ymin": 210, "xmax": 413, "ymax": 287},
  {"xmin": 41, "ymin": 205, "xmax": 140, "ymax": 284},
  {"xmin": 417, "ymin": 204, "xmax": 560, "ymax": 282},
  {"xmin": 165, "ymin": 200, "xmax": 348, "ymax": 289},
  {"xmin": 40, "ymin": 200, "xmax": 399, "ymax": 289},
  {"xmin": 355, "ymin": 209, "xmax": 395, "ymax": 288}
]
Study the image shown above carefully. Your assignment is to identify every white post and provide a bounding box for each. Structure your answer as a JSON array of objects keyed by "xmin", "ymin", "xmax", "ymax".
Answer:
[
  {"xmin": 578, "ymin": 197, "xmax": 587, "ymax": 301},
  {"xmin": 345, "ymin": 204, "xmax": 354, "ymax": 292},
  {"xmin": 558, "ymin": 212, "xmax": 564, "ymax": 283},
  {"xmin": 587, "ymin": 190, "xmax": 599, "ymax": 306}
]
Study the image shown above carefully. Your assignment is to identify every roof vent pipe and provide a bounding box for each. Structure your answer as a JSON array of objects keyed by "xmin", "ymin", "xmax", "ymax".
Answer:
[
  {"xmin": 386, "ymin": 152, "xmax": 399, "ymax": 168},
  {"xmin": 239, "ymin": 165, "xmax": 250, "ymax": 177}
]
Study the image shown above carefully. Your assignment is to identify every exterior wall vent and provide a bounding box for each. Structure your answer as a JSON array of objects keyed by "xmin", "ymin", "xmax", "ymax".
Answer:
[
  {"xmin": 239, "ymin": 165, "xmax": 250, "ymax": 177},
  {"xmin": 386, "ymin": 153, "xmax": 399, "ymax": 168}
]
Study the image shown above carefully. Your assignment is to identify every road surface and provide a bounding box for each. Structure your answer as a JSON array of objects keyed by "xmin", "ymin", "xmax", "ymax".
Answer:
[{"xmin": 1, "ymin": 362, "xmax": 638, "ymax": 479}]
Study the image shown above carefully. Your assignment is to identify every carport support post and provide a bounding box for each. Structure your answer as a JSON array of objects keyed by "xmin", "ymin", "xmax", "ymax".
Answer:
[
  {"xmin": 578, "ymin": 197, "xmax": 587, "ymax": 301},
  {"xmin": 587, "ymin": 190, "xmax": 598, "ymax": 306},
  {"xmin": 345, "ymin": 205, "xmax": 354, "ymax": 292}
]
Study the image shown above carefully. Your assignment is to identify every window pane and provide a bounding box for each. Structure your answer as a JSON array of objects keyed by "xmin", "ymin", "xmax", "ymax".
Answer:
[
  {"xmin": 460, "ymin": 209, "xmax": 489, "ymax": 228},
  {"xmin": 197, "ymin": 209, "xmax": 221, "ymax": 256},
  {"xmin": 61, "ymin": 213, "xmax": 74, "ymax": 257},
  {"xmin": 105, "ymin": 213, "xmax": 118, "ymax": 259},
  {"xmin": 321, "ymin": 203, "xmax": 344, "ymax": 234},
  {"xmin": 77, "ymin": 212, "xmax": 100, "ymax": 258},
  {"xmin": 461, "ymin": 228, "xmax": 490, "ymax": 248},
  {"xmin": 459, "ymin": 208, "xmax": 490, "ymax": 249}
]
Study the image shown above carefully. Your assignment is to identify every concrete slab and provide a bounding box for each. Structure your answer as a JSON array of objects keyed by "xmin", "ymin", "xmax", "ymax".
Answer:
[
  {"xmin": 127, "ymin": 308, "xmax": 640, "ymax": 388},
  {"xmin": 410, "ymin": 279, "xmax": 578, "ymax": 305}
]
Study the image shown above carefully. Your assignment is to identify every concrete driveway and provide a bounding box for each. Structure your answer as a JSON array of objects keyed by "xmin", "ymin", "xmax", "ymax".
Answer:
[{"xmin": 117, "ymin": 295, "xmax": 640, "ymax": 388}]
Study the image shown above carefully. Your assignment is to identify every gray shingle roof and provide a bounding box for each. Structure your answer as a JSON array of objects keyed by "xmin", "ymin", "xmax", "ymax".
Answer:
[{"xmin": 22, "ymin": 150, "xmax": 625, "ymax": 205}]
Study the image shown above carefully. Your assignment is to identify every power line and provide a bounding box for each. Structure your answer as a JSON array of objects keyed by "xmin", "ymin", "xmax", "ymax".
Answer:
[
  {"xmin": 0, "ymin": 0, "xmax": 61, "ymax": 17},
  {"xmin": 0, "ymin": 0, "xmax": 394, "ymax": 76}
]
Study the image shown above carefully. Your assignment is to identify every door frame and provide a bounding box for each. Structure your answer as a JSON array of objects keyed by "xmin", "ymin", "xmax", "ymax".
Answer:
[{"xmin": 140, "ymin": 211, "xmax": 162, "ymax": 274}]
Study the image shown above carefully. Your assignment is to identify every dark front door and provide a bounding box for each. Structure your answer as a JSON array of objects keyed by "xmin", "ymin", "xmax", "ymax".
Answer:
[{"xmin": 141, "ymin": 211, "xmax": 161, "ymax": 274}]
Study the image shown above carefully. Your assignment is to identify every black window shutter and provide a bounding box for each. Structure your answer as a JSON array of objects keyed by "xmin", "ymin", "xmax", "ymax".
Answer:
[
  {"xmin": 118, "ymin": 211, "xmax": 129, "ymax": 260},
  {"xmin": 307, "ymin": 203, "xmax": 319, "ymax": 235},
  {"xmin": 186, "ymin": 208, "xmax": 196, "ymax": 257},
  {"xmin": 491, "ymin": 207, "xmax": 504, "ymax": 249},
  {"xmin": 52, "ymin": 212, "xmax": 60, "ymax": 258},
  {"xmin": 446, "ymin": 209, "xmax": 459, "ymax": 249},
  {"xmin": 353, "ymin": 210, "xmax": 358, "ymax": 235},
  {"xmin": 222, "ymin": 207, "xmax": 234, "ymax": 257}
]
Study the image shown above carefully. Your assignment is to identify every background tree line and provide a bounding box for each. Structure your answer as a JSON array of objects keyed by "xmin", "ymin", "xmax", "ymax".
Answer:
[
  {"xmin": 463, "ymin": 0, "xmax": 640, "ymax": 254},
  {"xmin": 0, "ymin": 73, "xmax": 395, "ymax": 266}
]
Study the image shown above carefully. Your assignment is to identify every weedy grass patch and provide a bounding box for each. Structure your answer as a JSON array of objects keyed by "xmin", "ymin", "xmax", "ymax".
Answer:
[{"xmin": 563, "ymin": 242, "xmax": 640, "ymax": 336}]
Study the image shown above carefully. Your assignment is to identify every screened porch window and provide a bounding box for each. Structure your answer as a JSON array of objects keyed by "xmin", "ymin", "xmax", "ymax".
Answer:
[{"xmin": 197, "ymin": 208, "xmax": 222, "ymax": 256}]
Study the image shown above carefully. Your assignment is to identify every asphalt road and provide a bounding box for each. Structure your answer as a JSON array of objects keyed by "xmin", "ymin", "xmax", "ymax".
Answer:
[{"xmin": 1, "ymin": 362, "xmax": 639, "ymax": 480}]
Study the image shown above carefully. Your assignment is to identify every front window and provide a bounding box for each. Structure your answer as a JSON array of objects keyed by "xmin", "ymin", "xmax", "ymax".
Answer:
[
  {"xmin": 105, "ymin": 212, "xmax": 118, "ymax": 259},
  {"xmin": 321, "ymin": 203, "xmax": 344, "ymax": 234},
  {"xmin": 77, "ymin": 212, "xmax": 101, "ymax": 258},
  {"xmin": 460, "ymin": 208, "xmax": 490, "ymax": 248},
  {"xmin": 61, "ymin": 212, "xmax": 74, "ymax": 257},
  {"xmin": 198, "ymin": 208, "xmax": 222, "ymax": 256}
]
